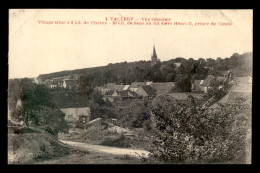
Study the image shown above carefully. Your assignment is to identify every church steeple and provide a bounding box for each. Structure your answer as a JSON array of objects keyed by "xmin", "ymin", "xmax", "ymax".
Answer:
[
  {"xmin": 153, "ymin": 45, "xmax": 157, "ymax": 57},
  {"xmin": 151, "ymin": 45, "xmax": 158, "ymax": 67}
]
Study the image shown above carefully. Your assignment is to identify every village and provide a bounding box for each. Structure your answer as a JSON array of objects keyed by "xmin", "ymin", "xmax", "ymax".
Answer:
[
  {"xmin": 8, "ymin": 46, "xmax": 252, "ymax": 164},
  {"xmin": 37, "ymin": 46, "xmax": 252, "ymax": 138}
]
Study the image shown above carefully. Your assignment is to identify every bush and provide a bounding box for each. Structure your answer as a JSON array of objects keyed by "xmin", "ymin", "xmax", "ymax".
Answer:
[{"xmin": 147, "ymin": 96, "xmax": 251, "ymax": 164}]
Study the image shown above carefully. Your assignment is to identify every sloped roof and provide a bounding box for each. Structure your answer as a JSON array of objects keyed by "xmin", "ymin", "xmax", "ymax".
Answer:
[
  {"xmin": 129, "ymin": 82, "xmax": 146, "ymax": 88},
  {"xmin": 141, "ymin": 85, "xmax": 156, "ymax": 96},
  {"xmin": 113, "ymin": 85, "xmax": 126, "ymax": 91},
  {"xmin": 116, "ymin": 90, "xmax": 138, "ymax": 97},
  {"xmin": 123, "ymin": 85, "xmax": 130, "ymax": 90},
  {"xmin": 149, "ymin": 82, "xmax": 175, "ymax": 95},
  {"xmin": 116, "ymin": 90, "xmax": 128, "ymax": 97},
  {"xmin": 104, "ymin": 83, "xmax": 116, "ymax": 90},
  {"xmin": 129, "ymin": 90, "xmax": 139, "ymax": 97}
]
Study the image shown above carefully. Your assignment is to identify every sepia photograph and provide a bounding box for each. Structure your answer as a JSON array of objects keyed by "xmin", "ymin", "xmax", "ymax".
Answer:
[{"xmin": 8, "ymin": 9, "xmax": 252, "ymax": 164}]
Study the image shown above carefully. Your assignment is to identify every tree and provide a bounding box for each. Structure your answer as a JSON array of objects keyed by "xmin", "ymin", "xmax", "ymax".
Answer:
[
  {"xmin": 173, "ymin": 75, "xmax": 191, "ymax": 92},
  {"xmin": 147, "ymin": 95, "xmax": 250, "ymax": 163},
  {"xmin": 89, "ymin": 90, "xmax": 116, "ymax": 120},
  {"xmin": 77, "ymin": 74, "xmax": 93, "ymax": 94},
  {"xmin": 8, "ymin": 79, "xmax": 69, "ymax": 135},
  {"xmin": 207, "ymin": 77, "xmax": 228, "ymax": 100},
  {"xmin": 26, "ymin": 106, "xmax": 69, "ymax": 135}
]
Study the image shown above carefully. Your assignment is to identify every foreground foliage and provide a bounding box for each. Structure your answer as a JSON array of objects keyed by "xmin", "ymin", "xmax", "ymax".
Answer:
[{"xmin": 147, "ymin": 96, "xmax": 251, "ymax": 164}]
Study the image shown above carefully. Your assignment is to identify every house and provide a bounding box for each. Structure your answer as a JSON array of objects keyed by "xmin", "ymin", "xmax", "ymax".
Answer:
[
  {"xmin": 50, "ymin": 84, "xmax": 58, "ymax": 88},
  {"xmin": 129, "ymin": 82, "xmax": 146, "ymax": 92},
  {"xmin": 60, "ymin": 107, "xmax": 91, "ymax": 124},
  {"xmin": 95, "ymin": 83, "xmax": 130, "ymax": 95},
  {"xmin": 95, "ymin": 82, "xmax": 116, "ymax": 95},
  {"xmin": 62, "ymin": 79, "xmax": 77, "ymax": 90},
  {"xmin": 149, "ymin": 82, "xmax": 175, "ymax": 95},
  {"xmin": 112, "ymin": 90, "xmax": 138, "ymax": 100},
  {"xmin": 113, "ymin": 84, "xmax": 130, "ymax": 91},
  {"xmin": 135, "ymin": 85, "xmax": 156, "ymax": 98}
]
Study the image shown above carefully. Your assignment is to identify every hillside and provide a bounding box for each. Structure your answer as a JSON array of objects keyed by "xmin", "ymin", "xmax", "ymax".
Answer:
[
  {"xmin": 36, "ymin": 52, "xmax": 252, "ymax": 88},
  {"xmin": 8, "ymin": 126, "xmax": 72, "ymax": 164}
]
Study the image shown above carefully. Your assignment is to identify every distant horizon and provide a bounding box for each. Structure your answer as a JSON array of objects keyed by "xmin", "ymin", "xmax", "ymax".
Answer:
[
  {"xmin": 8, "ymin": 50, "xmax": 252, "ymax": 79},
  {"xmin": 9, "ymin": 9, "xmax": 252, "ymax": 79}
]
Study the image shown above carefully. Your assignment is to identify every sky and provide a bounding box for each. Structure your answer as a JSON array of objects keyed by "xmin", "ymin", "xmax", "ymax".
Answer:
[{"xmin": 9, "ymin": 9, "xmax": 253, "ymax": 79}]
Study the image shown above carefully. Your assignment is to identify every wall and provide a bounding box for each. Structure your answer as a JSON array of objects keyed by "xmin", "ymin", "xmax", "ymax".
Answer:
[
  {"xmin": 85, "ymin": 118, "xmax": 102, "ymax": 129},
  {"xmin": 60, "ymin": 107, "xmax": 91, "ymax": 122}
]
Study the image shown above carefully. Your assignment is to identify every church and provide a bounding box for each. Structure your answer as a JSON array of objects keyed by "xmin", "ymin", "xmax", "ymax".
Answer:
[{"xmin": 151, "ymin": 46, "xmax": 158, "ymax": 67}]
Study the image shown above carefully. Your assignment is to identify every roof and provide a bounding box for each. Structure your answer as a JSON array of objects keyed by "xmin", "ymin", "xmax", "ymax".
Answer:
[
  {"xmin": 149, "ymin": 82, "xmax": 175, "ymax": 95},
  {"xmin": 64, "ymin": 79, "xmax": 77, "ymax": 87},
  {"xmin": 123, "ymin": 85, "xmax": 130, "ymax": 90},
  {"xmin": 113, "ymin": 85, "xmax": 126, "ymax": 91},
  {"xmin": 104, "ymin": 83, "xmax": 116, "ymax": 90},
  {"xmin": 141, "ymin": 85, "xmax": 156, "ymax": 96},
  {"xmin": 116, "ymin": 90, "xmax": 137, "ymax": 97},
  {"xmin": 129, "ymin": 82, "xmax": 146, "ymax": 88}
]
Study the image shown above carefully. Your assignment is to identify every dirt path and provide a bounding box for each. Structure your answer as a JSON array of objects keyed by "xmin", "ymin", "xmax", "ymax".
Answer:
[{"xmin": 60, "ymin": 140, "xmax": 150, "ymax": 158}]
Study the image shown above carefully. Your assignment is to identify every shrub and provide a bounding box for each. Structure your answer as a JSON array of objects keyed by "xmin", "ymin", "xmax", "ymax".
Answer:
[{"xmin": 147, "ymin": 95, "xmax": 251, "ymax": 164}]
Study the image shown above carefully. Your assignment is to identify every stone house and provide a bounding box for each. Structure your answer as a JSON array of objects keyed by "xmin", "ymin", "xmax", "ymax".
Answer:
[{"xmin": 60, "ymin": 107, "xmax": 91, "ymax": 124}]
